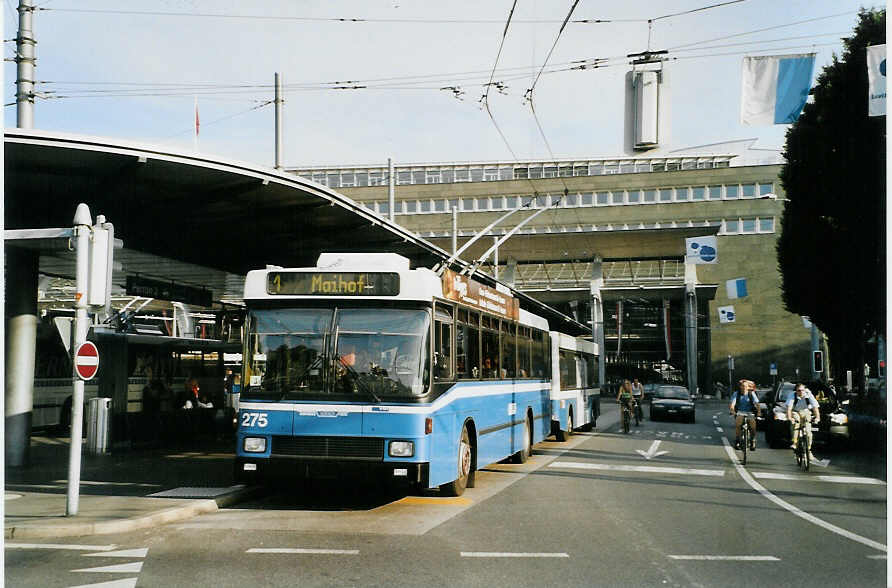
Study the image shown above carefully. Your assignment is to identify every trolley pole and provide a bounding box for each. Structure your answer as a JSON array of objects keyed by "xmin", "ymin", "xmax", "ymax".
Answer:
[
  {"xmin": 451, "ymin": 206, "xmax": 458, "ymax": 254},
  {"xmin": 15, "ymin": 0, "xmax": 36, "ymax": 129},
  {"xmin": 274, "ymin": 73, "xmax": 283, "ymax": 169},
  {"xmin": 388, "ymin": 158, "xmax": 395, "ymax": 223}
]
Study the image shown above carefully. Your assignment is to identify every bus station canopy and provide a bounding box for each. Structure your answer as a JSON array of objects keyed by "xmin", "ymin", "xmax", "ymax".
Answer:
[{"xmin": 5, "ymin": 129, "xmax": 589, "ymax": 336}]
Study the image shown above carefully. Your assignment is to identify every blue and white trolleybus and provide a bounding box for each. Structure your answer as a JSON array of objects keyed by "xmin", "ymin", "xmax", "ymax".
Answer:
[{"xmin": 235, "ymin": 252, "xmax": 598, "ymax": 495}]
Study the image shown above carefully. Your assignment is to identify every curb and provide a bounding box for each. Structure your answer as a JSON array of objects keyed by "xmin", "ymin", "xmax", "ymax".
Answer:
[{"xmin": 5, "ymin": 486, "xmax": 260, "ymax": 540}]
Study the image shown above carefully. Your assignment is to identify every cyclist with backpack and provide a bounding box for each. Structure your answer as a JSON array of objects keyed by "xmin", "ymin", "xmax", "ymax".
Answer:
[
  {"xmin": 786, "ymin": 383, "xmax": 820, "ymax": 463},
  {"xmin": 729, "ymin": 379, "xmax": 761, "ymax": 451}
]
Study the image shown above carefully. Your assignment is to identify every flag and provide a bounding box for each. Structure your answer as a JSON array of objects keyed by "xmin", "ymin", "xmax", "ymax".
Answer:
[
  {"xmin": 740, "ymin": 53, "xmax": 815, "ymax": 125},
  {"xmin": 726, "ymin": 278, "xmax": 748, "ymax": 299},
  {"xmin": 718, "ymin": 306, "xmax": 736, "ymax": 324},
  {"xmin": 867, "ymin": 44, "xmax": 886, "ymax": 117},
  {"xmin": 685, "ymin": 236, "xmax": 718, "ymax": 264},
  {"xmin": 194, "ymin": 97, "xmax": 200, "ymax": 137}
]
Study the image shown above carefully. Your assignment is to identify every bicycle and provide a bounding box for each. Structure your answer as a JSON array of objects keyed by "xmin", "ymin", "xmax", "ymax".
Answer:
[
  {"xmin": 793, "ymin": 410, "xmax": 813, "ymax": 472},
  {"xmin": 734, "ymin": 411, "xmax": 756, "ymax": 465},
  {"xmin": 619, "ymin": 400, "xmax": 632, "ymax": 434}
]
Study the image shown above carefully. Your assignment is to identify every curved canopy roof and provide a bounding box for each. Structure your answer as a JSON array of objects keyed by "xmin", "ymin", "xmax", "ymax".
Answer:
[{"xmin": 5, "ymin": 129, "xmax": 589, "ymax": 336}]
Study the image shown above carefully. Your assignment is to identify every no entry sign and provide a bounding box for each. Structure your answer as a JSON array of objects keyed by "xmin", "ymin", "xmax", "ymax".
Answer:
[{"xmin": 74, "ymin": 342, "xmax": 99, "ymax": 381}]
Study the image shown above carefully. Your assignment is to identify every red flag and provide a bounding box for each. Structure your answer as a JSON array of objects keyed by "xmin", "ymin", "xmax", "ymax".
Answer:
[{"xmin": 194, "ymin": 100, "xmax": 200, "ymax": 137}]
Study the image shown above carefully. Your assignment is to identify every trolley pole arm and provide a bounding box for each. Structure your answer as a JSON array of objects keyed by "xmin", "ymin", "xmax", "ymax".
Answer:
[
  {"xmin": 463, "ymin": 204, "xmax": 553, "ymax": 278},
  {"xmin": 435, "ymin": 201, "xmax": 532, "ymax": 275}
]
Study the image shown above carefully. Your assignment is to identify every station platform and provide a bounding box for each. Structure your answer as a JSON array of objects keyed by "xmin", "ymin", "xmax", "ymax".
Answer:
[{"xmin": 5, "ymin": 435, "xmax": 255, "ymax": 539}]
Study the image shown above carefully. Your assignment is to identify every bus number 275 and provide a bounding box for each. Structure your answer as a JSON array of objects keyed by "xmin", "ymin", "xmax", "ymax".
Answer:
[{"xmin": 241, "ymin": 412, "xmax": 268, "ymax": 428}]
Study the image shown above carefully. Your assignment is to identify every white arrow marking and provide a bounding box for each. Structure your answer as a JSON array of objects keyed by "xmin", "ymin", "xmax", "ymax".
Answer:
[
  {"xmin": 84, "ymin": 548, "xmax": 148, "ymax": 558},
  {"xmin": 811, "ymin": 458, "xmax": 830, "ymax": 468},
  {"xmin": 635, "ymin": 440, "xmax": 670, "ymax": 460},
  {"xmin": 72, "ymin": 562, "xmax": 143, "ymax": 574},
  {"xmin": 68, "ymin": 580, "xmax": 138, "ymax": 588}
]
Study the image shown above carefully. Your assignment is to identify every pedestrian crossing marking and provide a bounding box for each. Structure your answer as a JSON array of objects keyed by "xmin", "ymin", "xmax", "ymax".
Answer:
[
  {"xmin": 68, "ymin": 579, "xmax": 138, "ymax": 588},
  {"xmin": 72, "ymin": 562, "xmax": 143, "ymax": 574},
  {"xmin": 84, "ymin": 548, "xmax": 148, "ymax": 558}
]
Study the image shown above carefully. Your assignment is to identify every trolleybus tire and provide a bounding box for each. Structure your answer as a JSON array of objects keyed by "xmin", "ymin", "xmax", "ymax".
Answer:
[
  {"xmin": 511, "ymin": 414, "xmax": 533, "ymax": 463},
  {"xmin": 440, "ymin": 425, "xmax": 472, "ymax": 496}
]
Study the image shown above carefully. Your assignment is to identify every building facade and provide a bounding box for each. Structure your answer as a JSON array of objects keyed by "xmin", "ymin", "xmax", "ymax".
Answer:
[{"xmin": 289, "ymin": 143, "xmax": 813, "ymax": 393}]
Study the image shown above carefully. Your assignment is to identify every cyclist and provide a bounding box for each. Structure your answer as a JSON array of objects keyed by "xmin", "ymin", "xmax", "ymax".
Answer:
[
  {"xmin": 617, "ymin": 379, "xmax": 636, "ymax": 425},
  {"xmin": 729, "ymin": 379, "xmax": 761, "ymax": 450},
  {"xmin": 631, "ymin": 378, "xmax": 644, "ymax": 421},
  {"xmin": 786, "ymin": 383, "xmax": 820, "ymax": 462}
]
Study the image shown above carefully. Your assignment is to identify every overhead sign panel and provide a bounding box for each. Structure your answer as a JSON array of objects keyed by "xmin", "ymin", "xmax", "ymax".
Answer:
[
  {"xmin": 442, "ymin": 269, "xmax": 519, "ymax": 321},
  {"xmin": 126, "ymin": 276, "xmax": 213, "ymax": 307},
  {"xmin": 267, "ymin": 272, "xmax": 400, "ymax": 296}
]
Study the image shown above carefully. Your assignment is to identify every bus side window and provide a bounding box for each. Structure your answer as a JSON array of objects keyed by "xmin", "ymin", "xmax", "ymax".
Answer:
[
  {"xmin": 434, "ymin": 305, "xmax": 453, "ymax": 381},
  {"xmin": 456, "ymin": 309, "xmax": 480, "ymax": 379}
]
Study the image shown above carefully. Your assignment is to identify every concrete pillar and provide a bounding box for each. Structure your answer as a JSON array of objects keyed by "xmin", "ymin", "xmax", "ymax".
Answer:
[
  {"xmin": 590, "ymin": 257, "xmax": 606, "ymax": 390},
  {"xmin": 5, "ymin": 247, "xmax": 39, "ymax": 466},
  {"xmin": 684, "ymin": 261, "xmax": 698, "ymax": 395}
]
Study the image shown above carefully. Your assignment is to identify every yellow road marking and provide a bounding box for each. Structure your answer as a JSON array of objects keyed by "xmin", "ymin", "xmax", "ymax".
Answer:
[{"xmin": 395, "ymin": 496, "xmax": 472, "ymax": 506}]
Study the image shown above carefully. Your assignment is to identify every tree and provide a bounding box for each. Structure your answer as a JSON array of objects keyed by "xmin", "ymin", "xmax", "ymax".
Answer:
[{"xmin": 777, "ymin": 9, "xmax": 886, "ymax": 390}]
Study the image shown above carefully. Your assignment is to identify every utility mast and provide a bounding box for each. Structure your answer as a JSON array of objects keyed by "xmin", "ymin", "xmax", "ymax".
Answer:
[{"xmin": 15, "ymin": 0, "xmax": 36, "ymax": 128}]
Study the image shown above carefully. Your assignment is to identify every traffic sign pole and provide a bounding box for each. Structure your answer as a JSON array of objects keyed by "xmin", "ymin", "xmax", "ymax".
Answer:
[{"xmin": 67, "ymin": 203, "xmax": 92, "ymax": 516}]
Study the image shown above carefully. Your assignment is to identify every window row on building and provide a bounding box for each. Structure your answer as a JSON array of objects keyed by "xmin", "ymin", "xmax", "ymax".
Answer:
[
  {"xmin": 291, "ymin": 156, "xmax": 734, "ymax": 189},
  {"xmin": 416, "ymin": 216, "xmax": 775, "ymax": 239},
  {"xmin": 360, "ymin": 182, "xmax": 775, "ymax": 216}
]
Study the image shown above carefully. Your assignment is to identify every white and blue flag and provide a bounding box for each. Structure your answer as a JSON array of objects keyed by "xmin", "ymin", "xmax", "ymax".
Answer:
[
  {"xmin": 685, "ymin": 235, "xmax": 718, "ymax": 264},
  {"xmin": 726, "ymin": 277, "xmax": 748, "ymax": 299},
  {"xmin": 867, "ymin": 44, "xmax": 886, "ymax": 117},
  {"xmin": 740, "ymin": 53, "xmax": 815, "ymax": 125}
]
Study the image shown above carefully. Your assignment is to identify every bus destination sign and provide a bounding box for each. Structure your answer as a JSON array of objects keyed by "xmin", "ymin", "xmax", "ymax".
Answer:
[
  {"xmin": 442, "ymin": 269, "xmax": 519, "ymax": 320},
  {"xmin": 268, "ymin": 272, "xmax": 400, "ymax": 296}
]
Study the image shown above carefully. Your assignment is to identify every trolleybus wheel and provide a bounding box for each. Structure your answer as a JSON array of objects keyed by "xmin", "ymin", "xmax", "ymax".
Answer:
[{"xmin": 440, "ymin": 426, "xmax": 472, "ymax": 496}]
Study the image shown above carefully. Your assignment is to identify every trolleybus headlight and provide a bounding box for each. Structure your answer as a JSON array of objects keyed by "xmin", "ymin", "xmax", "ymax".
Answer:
[
  {"xmin": 389, "ymin": 441, "xmax": 414, "ymax": 457},
  {"xmin": 243, "ymin": 436, "xmax": 267, "ymax": 453}
]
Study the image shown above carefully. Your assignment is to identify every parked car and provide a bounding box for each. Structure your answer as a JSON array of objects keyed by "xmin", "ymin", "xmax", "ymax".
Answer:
[
  {"xmin": 762, "ymin": 380, "xmax": 849, "ymax": 449},
  {"xmin": 650, "ymin": 385, "xmax": 695, "ymax": 422}
]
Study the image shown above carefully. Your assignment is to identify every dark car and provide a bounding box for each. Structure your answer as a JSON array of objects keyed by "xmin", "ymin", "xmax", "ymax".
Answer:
[
  {"xmin": 650, "ymin": 385, "xmax": 695, "ymax": 422},
  {"xmin": 762, "ymin": 380, "xmax": 849, "ymax": 449},
  {"xmin": 846, "ymin": 380, "xmax": 886, "ymax": 452}
]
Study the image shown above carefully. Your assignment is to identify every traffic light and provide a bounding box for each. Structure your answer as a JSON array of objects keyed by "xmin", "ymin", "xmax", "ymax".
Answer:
[{"xmin": 813, "ymin": 350, "xmax": 823, "ymax": 374}]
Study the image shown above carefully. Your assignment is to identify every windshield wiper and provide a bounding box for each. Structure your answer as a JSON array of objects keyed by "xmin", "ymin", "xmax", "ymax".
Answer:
[{"xmin": 339, "ymin": 360, "xmax": 382, "ymax": 403}]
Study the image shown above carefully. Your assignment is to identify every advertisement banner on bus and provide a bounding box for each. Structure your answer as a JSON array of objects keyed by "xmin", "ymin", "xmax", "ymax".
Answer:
[{"xmin": 441, "ymin": 269, "xmax": 519, "ymax": 320}]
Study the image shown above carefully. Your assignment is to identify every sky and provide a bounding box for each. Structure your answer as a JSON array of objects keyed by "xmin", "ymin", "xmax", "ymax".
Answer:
[{"xmin": 3, "ymin": 0, "xmax": 882, "ymax": 168}]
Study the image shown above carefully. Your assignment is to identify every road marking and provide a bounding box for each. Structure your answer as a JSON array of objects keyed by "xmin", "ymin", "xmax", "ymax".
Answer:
[
  {"xmin": 721, "ymin": 438, "xmax": 886, "ymax": 553},
  {"xmin": 84, "ymin": 548, "xmax": 148, "ymax": 558},
  {"xmin": 68, "ymin": 579, "xmax": 138, "ymax": 588},
  {"xmin": 867, "ymin": 555, "xmax": 887, "ymax": 559},
  {"xmin": 247, "ymin": 548, "xmax": 359, "ymax": 555},
  {"xmin": 636, "ymin": 440, "xmax": 670, "ymax": 460},
  {"xmin": 396, "ymin": 496, "xmax": 472, "ymax": 506},
  {"xmin": 716, "ymin": 427, "xmax": 724, "ymax": 432},
  {"xmin": 72, "ymin": 562, "xmax": 144, "ymax": 574},
  {"xmin": 549, "ymin": 461, "xmax": 724, "ymax": 477},
  {"xmin": 461, "ymin": 552, "xmax": 569, "ymax": 558},
  {"xmin": 668, "ymin": 555, "xmax": 780, "ymax": 561},
  {"xmin": 752, "ymin": 472, "xmax": 886, "ymax": 485},
  {"xmin": 7, "ymin": 543, "xmax": 117, "ymax": 551}
]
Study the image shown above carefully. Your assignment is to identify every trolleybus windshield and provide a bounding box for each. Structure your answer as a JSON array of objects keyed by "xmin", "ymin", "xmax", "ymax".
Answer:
[{"xmin": 244, "ymin": 307, "xmax": 430, "ymax": 401}]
